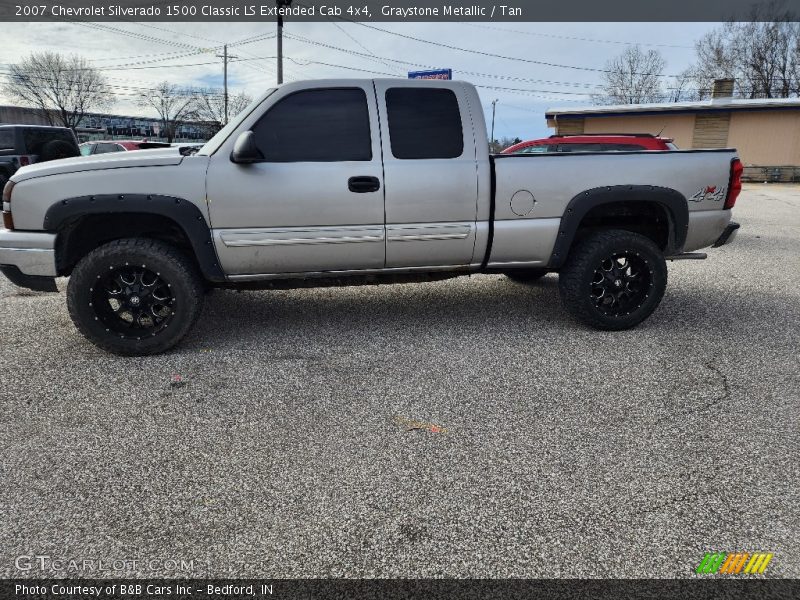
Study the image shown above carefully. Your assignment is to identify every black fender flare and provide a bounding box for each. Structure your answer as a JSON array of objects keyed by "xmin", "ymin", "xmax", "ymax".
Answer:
[
  {"xmin": 546, "ymin": 185, "xmax": 688, "ymax": 269},
  {"xmin": 43, "ymin": 193, "xmax": 226, "ymax": 282}
]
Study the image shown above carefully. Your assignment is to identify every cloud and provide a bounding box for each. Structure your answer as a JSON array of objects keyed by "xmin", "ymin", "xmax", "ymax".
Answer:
[{"xmin": 0, "ymin": 21, "xmax": 715, "ymax": 140}]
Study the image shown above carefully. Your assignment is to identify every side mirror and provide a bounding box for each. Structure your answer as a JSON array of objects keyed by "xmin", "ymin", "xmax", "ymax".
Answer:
[{"xmin": 230, "ymin": 131, "xmax": 263, "ymax": 164}]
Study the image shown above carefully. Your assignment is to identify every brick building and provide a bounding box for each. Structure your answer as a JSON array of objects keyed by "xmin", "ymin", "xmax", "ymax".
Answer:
[{"xmin": 545, "ymin": 80, "xmax": 800, "ymax": 182}]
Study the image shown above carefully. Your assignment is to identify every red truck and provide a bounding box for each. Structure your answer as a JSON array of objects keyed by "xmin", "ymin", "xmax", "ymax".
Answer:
[{"xmin": 503, "ymin": 133, "xmax": 677, "ymax": 154}]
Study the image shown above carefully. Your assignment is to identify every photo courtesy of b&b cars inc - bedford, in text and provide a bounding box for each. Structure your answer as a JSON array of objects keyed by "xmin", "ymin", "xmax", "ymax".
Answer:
[{"xmin": 0, "ymin": 1, "xmax": 798, "ymax": 599}]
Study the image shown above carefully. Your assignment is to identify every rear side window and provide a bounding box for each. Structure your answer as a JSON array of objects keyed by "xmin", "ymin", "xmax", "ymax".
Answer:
[
  {"xmin": 385, "ymin": 88, "xmax": 463, "ymax": 159},
  {"xmin": 517, "ymin": 145, "xmax": 552, "ymax": 154},
  {"xmin": 557, "ymin": 143, "xmax": 604, "ymax": 153},
  {"xmin": 0, "ymin": 130, "xmax": 14, "ymax": 151},
  {"xmin": 604, "ymin": 144, "xmax": 646, "ymax": 151},
  {"xmin": 253, "ymin": 88, "xmax": 372, "ymax": 162},
  {"xmin": 23, "ymin": 129, "xmax": 77, "ymax": 154}
]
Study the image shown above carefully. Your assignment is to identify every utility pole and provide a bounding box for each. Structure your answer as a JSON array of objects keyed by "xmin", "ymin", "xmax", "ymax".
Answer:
[
  {"xmin": 277, "ymin": 16, "xmax": 283, "ymax": 85},
  {"xmin": 223, "ymin": 45, "xmax": 228, "ymax": 123},
  {"xmin": 490, "ymin": 99, "xmax": 498, "ymax": 151},
  {"xmin": 215, "ymin": 44, "xmax": 238, "ymax": 124},
  {"xmin": 276, "ymin": 0, "xmax": 292, "ymax": 84}
]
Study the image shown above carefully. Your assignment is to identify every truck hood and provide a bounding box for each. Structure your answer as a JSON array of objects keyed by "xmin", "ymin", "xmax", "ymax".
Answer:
[{"xmin": 11, "ymin": 148, "xmax": 184, "ymax": 183}]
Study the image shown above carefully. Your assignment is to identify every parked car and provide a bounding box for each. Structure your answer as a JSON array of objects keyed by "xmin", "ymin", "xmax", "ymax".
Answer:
[
  {"xmin": 0, "ymin": 125, "xmax": 80, "ymax": 189},
  {"xmin": 503, "ymin": 133, "xmax": 677, "ymax": 154},
  {"xmin": 1, "ymin": 79, "xmax": 741, "ymax": 355},
  {"xmin": 79, "ymin": 140, "xmax": 173, "ymax": 155}
]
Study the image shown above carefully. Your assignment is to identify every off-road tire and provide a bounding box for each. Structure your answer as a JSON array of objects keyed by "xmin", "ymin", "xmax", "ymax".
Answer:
[
  {"xmin": 504, "ymin": 268, "xmax": 548, "ymax": 283},
  {"xmin": 67, "ymin": 238, "xmax": 205, "ymax": 355},
  {"xmin": 558, "ymin": 229, "xmax": 667, "ymax": 330}
]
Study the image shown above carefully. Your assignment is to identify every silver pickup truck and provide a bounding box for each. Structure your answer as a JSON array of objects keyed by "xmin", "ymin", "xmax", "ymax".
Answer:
[{"xmin": 0, "ymin": 79, "xmax": 741, "ymax": 355}]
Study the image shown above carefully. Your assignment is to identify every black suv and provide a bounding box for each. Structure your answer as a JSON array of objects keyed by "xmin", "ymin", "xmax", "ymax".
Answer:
[{"xmin": 0, "ymin": 125, "xmax": 80, "ymax": 189}]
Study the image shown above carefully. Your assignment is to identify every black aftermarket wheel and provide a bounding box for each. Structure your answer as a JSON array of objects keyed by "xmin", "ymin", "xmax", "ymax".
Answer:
[
  {"xmin": 558, "ymin": 229, "xmax": 667, "ymax": 330},
  {"xmin": 67, "ymin": 238, "xmax": 204, "ymax": 355}
]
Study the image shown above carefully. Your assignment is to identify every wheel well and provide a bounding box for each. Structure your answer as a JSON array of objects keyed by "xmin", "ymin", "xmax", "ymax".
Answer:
[
  {"xmin": 574, "ymin": 201, "xmax": 671, "ymax": 251},
  {"xmin": 56, "ymin": 213, "xmax": 197, "ymax": 276}
]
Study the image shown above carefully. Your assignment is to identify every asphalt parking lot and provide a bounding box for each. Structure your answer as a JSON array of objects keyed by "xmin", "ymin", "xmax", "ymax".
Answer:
[{"xmin": 1, "ymin": 184, "xmax": 798, "ymax": 579}]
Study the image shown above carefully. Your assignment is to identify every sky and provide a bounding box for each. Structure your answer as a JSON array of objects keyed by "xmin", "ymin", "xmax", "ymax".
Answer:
[{"xmin": 0, "ymin": 21, "xmax": 720, "ymax": 140}]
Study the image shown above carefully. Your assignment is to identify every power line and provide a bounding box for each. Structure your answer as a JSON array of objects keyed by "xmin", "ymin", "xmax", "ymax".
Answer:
[
  {"xmin": 130, "ymin": 22, "xmax": 225, "ymax": 45},
  {"xmin": 0, "ymin": 67, "xmax": 231, "ymax": 99},
  {"xmin": 350, "ymin": 21, "xmax": 681, "ymax": 77},
  {"xmin": 93, "ymin": 51, "xmax": 209, "ymax": 71},
  {"xmin": 327, "ymin": 19, "xmax": 403, "ymax": 76},
  {"xmin": 4, "ymin": 21, "xmax": 601, "ymax": 107},
  {"xmin": 1, "ymin": 55, "xmax": 277, "ymax": 74},
  {"xmin": 458, "ymin": 23, "xmax": 694, "ymax": 49},
  {"xmin": 0, "ymin": 72, "xmax": 226, "ymax": 98},
  {"xmin": 269, "ymin": 55, "xmax": 593, "ymax": 100},
  {"xmin": 228, "ymin": 33, "xmax": 277, "ymax": 47},
  {"xmin": 89, "ymin": 50, "xmax": 204, "ymax": 63},
  {"xmin": 289, "ymin": 4, "xmax": 680, "ymax": 78},
  {"xmin": 284, "ymin": 32, "xmax": 600, "ymax": 92},
  {"xmin": 74, "ymin": 22, "xmax": 216, "ymax": 52}
]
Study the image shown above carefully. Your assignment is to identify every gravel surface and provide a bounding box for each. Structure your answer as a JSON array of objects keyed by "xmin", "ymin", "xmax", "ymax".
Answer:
[{"xmin": 1, "ymin": 184, "xmax": 798, "ymax": 579}]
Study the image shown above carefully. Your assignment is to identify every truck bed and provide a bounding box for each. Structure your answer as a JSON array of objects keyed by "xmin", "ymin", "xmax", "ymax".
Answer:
[{"xmin": 486, "ymin": 149, "xmax": 738, "ymax": 267}]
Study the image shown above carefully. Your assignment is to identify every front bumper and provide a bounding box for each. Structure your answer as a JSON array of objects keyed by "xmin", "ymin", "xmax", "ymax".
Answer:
[
  {"xmin": 0, "ymin": 228, "xmax": 58, "ymax": 291},
  {"xmin": 712, "ymin": 221, "xmax": 740, "ymax": 248}
]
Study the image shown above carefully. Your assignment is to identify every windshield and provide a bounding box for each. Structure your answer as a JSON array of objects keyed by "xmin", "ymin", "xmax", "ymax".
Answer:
[{"xmin": 197, "ymin": 88, "xmax": 277, "ymax": 156}]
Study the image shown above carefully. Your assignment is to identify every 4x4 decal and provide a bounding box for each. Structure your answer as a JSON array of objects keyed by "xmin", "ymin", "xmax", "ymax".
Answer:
[{"xmin": 689, "ymin": 185, "xmax": 726, "ymax": 203}]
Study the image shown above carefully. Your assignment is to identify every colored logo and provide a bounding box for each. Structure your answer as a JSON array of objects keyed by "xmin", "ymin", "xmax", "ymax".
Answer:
[{"xmin": 696, "ymin": 552, "xmax": 774, "ymax": 574}]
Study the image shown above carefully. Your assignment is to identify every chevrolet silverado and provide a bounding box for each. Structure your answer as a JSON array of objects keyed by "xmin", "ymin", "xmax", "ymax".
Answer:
[{"xmin": 0, "ymin": 79, "xmax": 741, "ymax": 355}]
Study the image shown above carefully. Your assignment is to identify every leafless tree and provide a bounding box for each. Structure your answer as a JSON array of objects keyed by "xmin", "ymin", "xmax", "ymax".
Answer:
[
  {"xmin": 138, "ymin": 82, "xmax": 197, "ymax": 143},
  {"xmin": 2, "ymin": 51, "xmax": 113, "ymax": 129},
  {"xmin": 188, "ymin": 88, "xmax": 253, "ymax": 137},
  {"xmin": 593, "ymin": 45, "xmax": 666, "ymax": 105},
  {"xmin": 489, "ymin": 136, "xmax": 522, "ymax": 154},
  {"xmin": 691, "ymin": 2, "xmax": 800, "ymax": 98},
  {"xmin": 665, "ymin": 69, "xmax": 703, "ymax": 103}
]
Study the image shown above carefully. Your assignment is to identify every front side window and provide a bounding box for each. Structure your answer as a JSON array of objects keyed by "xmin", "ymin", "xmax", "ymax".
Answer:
[
  {"xmin": 253, "ymin": 88, "xmax": 372, "ymax": 162},
  {"xmin": 385, "ymin": 88, "xmax": 463, "ymax": 159}
]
